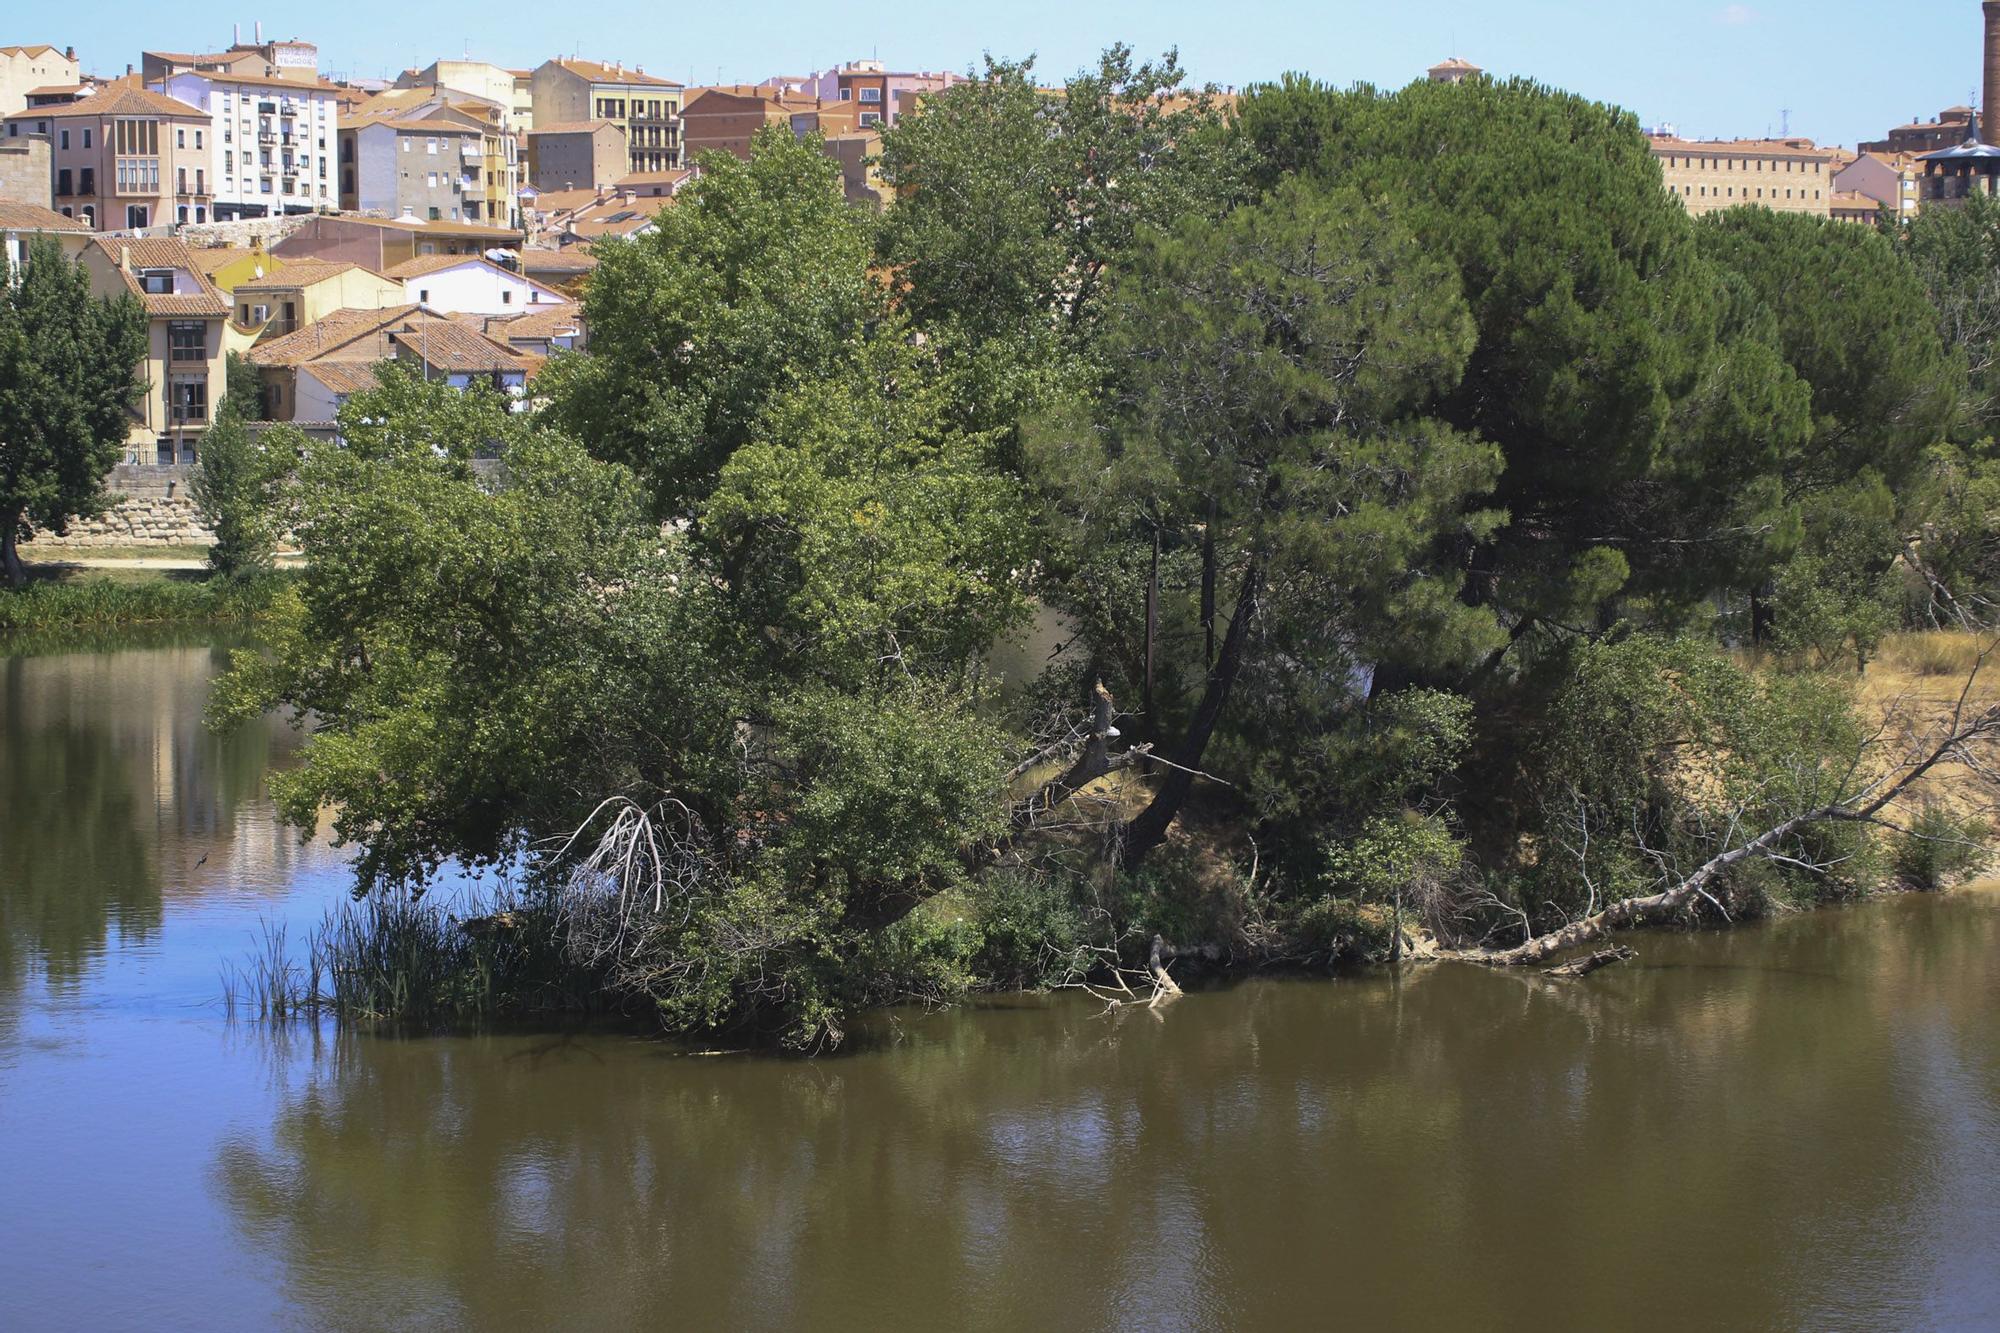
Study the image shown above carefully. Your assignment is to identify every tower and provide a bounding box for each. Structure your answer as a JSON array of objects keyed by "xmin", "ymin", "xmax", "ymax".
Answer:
[{"xmin": 1984, "ymin": 1, "xmax": 2000, "ymax": 140}]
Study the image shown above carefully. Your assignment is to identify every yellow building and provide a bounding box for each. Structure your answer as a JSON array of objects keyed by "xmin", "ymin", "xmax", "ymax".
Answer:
[
  {"xmin": 226, "ymin": 258, "xmax": 405, "ymax": 357},
  {"xmin": 1650, "ymin": 135, "xmax": 1836, "ymax": 218},
  {"xmin": 78, "ymin": 237, "xmax": 230, "ymax": 464}
]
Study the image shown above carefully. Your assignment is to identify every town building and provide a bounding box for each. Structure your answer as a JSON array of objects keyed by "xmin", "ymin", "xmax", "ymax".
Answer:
[
  {"xmin": 525, "ymin": 120, "xmax": 626, "ymax": 190},
  {"xmin": 0, "ymin": 130, "xmax": 51, "ymax": 206},
  {"xmin": 78, "ymin": 236, "xmax": 229, "ymax": 462},
  {"xmin": 823, "ymin": 130, "xmax": 890, "ymax": 208},
  {"xmin": 1427, "ymin": 57, "xmax": 1482, "ymax": 84},
  {"xmin": 530, "ymin": 59, "xmax": 683, "ymax": 173},
  {"xmin": 228, "ymin": 258, "xmax": 403, "ymax": 350},
  {"xmin": 0, "ymin": 44, "xmax": 80, "ymax": 115},
  {"xmin": 396, "ymin": 61, "xmax": 534, "ymax": 134},
  {"xmin": 1829, "ymin": 191, "xmax": 1885, "ymax": 224},
  {"xmin": 350, "ymin": 87, "xmax": 520, "ymax": 226},
  {"xmin": 273, "ymin": 212, "xmax": 523, "ymax": 270},
  {"xmin": 339, "ymin": 95, "xmax": 513, "ymax": 225},
  {"xmin": 1860, "ymin": 106, "xmax": 1978, "ymax": 156},
  {"xmin": 247, "ymin": 303, "xmax": 542, "ymax": 424},
  {"xmin": 141, "ymin": 26, "xmax": 319, "ymax": 88},
  {"xmin": 148, "ymin": 68, "xmax": 338, "ymax": 219},
  {"xmin": 4, "ymin": 85, "xmax": 213, "ymax": 230},
  {"xmin": 0, "ymin": 197, "xmax": 91, "ymax": 275},
  {"xmin": 517, "ymin": 245, "xmax": 595, "ymax": 294},
  {"xmin": 794, "ymin": 60, "xmax": 961, "ymax": 129},
  {"xmin": 681, "ymin": 85, "xmax": 823, "ymax": 159},
  {"xmin": 1649, "ymin": 135, "xmax": 1836, "ymax": 218},
  {"xmin": 379, "ymin": 253, "xmax": 570, "ymax": 314},
  {"xmin": 1835, "ymin": 151, "xmax": 1922, "ymax": 224}
]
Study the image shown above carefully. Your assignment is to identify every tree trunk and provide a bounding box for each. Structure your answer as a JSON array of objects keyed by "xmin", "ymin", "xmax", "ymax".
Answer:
[
  {"xmin": 1, "ymin": 517, "xmax": 23, "ymax": 589},
  {"xmin": 1200, "ymin": 505, "xmax": 1217, "ymax": 668},
  {"xmin": 1124, "ymin": 556, "xmax": 1261, "ymax": 866}
]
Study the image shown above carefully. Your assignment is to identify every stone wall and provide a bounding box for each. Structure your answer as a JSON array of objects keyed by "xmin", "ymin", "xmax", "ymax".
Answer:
[
  {"xmin": 177, "ymin": 215, "xmax": 313, "ymax": 252},
  {"xmin": 22, "ymin": 465, "xmax": 214, "ymax": 550}
]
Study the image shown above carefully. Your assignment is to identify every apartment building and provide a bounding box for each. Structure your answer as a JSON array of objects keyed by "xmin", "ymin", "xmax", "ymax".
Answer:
[
  {"xmin": 4, "ymin": 85, "xmax": 212, "ymax": 230},
  {"xmin": 358, "ymin": 88, "xmax": 521, "ymax": 226},
  {"xmin": 682, "ymin": 85, "xmax": 823, "ymax": 159},
  {"xmin": 141, "ymin": 26, "xmax": 319, "ymax": 88},
  {"xmin": 149, "ymin": 69, "xmax": 337, "ymax": 219},
  {"xmin": 795, "ymin": 60, "xmax": 962, "ymax": 129},
  {"xmin": 340, "ymin": 100, "xmax": 492, "ymax": 223},
  {"xmin": 78, "ymin": 236, "xmax": 228, "ymax": 462},
  {"xmin": 229, "ymin": 259, "xmax": 403, "ymax": 349},
  {"xmin": 0, "ymin": 44, "xmax": 80, "ymax": 115},
  {"xmin": 396, "ymin": 61, "xmax": 534, "ymax": 134},
  {"xmin": 1650, "ymin": 135, "xmax": 1836, "ymax": 218},
  {"xmin": 525, "ymin": 120, "xmax": 625, "ymax": 190},
  {"xmin": 530, "ymin": 59, "xmax": 682, "ymax": 173}
]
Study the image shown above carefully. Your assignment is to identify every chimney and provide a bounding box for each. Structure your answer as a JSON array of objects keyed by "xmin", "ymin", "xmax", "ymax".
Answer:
[
  {"xmin": 256, "ymin": 20, "xmax": 264, "ymax": 44},
  {"xmin": 119, "ymin": 243, "xmax": 130, "ymax": 273},
  {"xmin": 64, "ymin": 46, "xmax": 75, "ymax": 61},
  {"xmin": 233, "ymin": 23, "xmax": 240, "ymax": 44},
  {"xmin": 1987, "ymin": 1, "xmax": 2000, "ymax": 142}
]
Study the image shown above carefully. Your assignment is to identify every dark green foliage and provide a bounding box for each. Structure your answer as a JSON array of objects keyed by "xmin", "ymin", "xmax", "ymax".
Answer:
[
  {"xmin": 1897, "ymin": 189, "xmax": 2000, "ymax": 439},
  {"xmin": 0, "ymin": 238, "xmax": 148, "ymax": 586},
  {"xmin": 0, "ymin": 571, "xmax": 286, "ymax": 634},
  {"xmin": 223, "ymin": 350, "xmax": 264, "ymax": 422}
]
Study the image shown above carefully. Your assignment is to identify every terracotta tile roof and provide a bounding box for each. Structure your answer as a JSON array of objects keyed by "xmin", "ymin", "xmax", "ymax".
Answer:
[
  {"xmin": 297, "ymin": 361, "xmax": 387, "ymax": 394},
  {"xmin": 249, "ymin": 305, "xmax": 422, "ymax": 366},
  {"xmin": 236, "ymin": 259, "xmax": 366, "ymax": 290},
  {"xmin": 614, "ymin": 169, "xmax": 692, "ymax": 189},
  {"xmin": 1830, "ymin": 191, "xmax": 1885, "ymax": 211},
  {"xmin": 26, "ymin": 84, "xmax": 88, "ymax": 97},
  {"xmin": 89, "ymin": 237, "xmax": 230, "ymax": 316},
  {"xmin": 1649, "ymin": 135, "xmax": 1837, "ymax": 161},
  {"xmin": 5, "ymin": 84, "xmax": 206, "ymax": 121},
  {"xmin": 546, "ymin": 58, "xmax": 680, "ymax": 88},
  {"xmin": 161, "ymin": 68, "xmax": 335, "ymax": 92},
  {"xmin": 564, "ymin": 195, "xmax": 674, "ymax": 240},
  {"xmin": 527, "ymin": 119, "xmax": 623, "ymax": 136},
  {"xmin": 0, "ymin": 45, "xmax": 65, "ymax": 58},
  {"xmin": 388, "ymin": 321, "xmax": 511, "ymax": 371},
  {"xmin": 0, "ymin": 200, "xmax": 90, "ymax": 232},
  {"xmin": 187, "ymin": 245, "xmax": 258, "ymax": 277},
  {"xmin": 382, "ymin": 253, "xmax": 487, "ymax": 279},
  {"xmin": 527, "ymin": 188, "xmax": 602, "ymax": 214},
  {"xmin": 310, "ymin": 214, "xmax": 523, "ymax": 241},
  {"xmin": 488, "ymin": 305, "xmax": 582, "ymax": 340},
  {"xmin": 520, "ymin": 247, "xmax": 598, "ymax": 271}
]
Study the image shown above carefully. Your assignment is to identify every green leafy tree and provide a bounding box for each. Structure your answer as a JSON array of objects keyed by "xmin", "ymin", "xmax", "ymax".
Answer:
[
  {"xmin": 1035, "ymin": 180, "xmax": 1503, "ymax": 862},
  {"xmin": 223, "ymin": 350, "xmax": 264, "ymax": 422},
  {"xmin": 1897, "ymin": 189, "xmax": 2000, "ymax": 439},
  {"xmin": 539, "ymin": 127, "xmax": 876, "ymax": 510},
  {"xmin": 876, "ymin": 45, "xmax": 1246, "ymax": 424},
  {"xmin": 0, "ymin": 239, "xmax": 147, "ymax": 586},
  {"xmin": 191, "ymin": 412, "xmax": 298, "ymax": 577}
]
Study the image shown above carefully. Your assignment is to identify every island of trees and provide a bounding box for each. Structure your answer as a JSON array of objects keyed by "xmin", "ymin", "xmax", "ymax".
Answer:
[{"xmin": 15, "ymin": 52, "xmax": 2000, "ymax": 1047}]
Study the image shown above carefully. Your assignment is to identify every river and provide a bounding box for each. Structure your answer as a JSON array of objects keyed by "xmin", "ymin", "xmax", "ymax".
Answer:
[{"xmin": 2, "ymin": 635, "xmax": 1997, "ymax": 1331}]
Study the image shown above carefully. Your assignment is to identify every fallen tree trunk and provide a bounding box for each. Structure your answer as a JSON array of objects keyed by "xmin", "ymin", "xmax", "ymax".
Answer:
[
  {"xmin": 1545, "ymin": 945, "xmax": 1636, "ymax": 978},
  {"xmin": 1457, "ymin": 695, "xmax": 2000, "ymax": 969}
]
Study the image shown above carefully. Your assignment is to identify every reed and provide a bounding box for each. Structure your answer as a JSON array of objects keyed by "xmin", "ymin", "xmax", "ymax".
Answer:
[{"xmin": 0, "ymin": 572, "xmax": 289, "ymax": 633}]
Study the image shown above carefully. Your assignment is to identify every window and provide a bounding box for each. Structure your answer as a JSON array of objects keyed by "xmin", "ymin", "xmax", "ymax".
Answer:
[
  {"xmin": 501, "ymin": 290, "xmax": 512, "ymax": 305},
  {"xmin": 859, "ymin": 111, "xmax": 881, "ymax": 127},
  {"xmin": 177, "ymin": 128, "xmax": 185, "ymax": 147},
  {"xmin": 80, "ymin": 206, "xmax": 93, "ymax": 226},
  {"xmin": 56, "ymin": 168, "xmax": 71, "ymax": 196},
  {"xmin": 196, "ymin": 129, "xmax": 203, "ymax": 148},
  {"xmin": 859, "ymin": 87, "xmax": 881, "ymax": 102},
  {"xmin": 418, "ymin": 288, "xmax": 430, "ymax": 303},
  {"xmin": 79, "ymin": 167, "xmax": 92, "ymax": 195},
  {"xmin": 142, "ymin": 269, "xmax": 174, "ymax": 295},
  {"xmin": 402, "ymin": 139, "xmax": 411, "ymax": 153},
  {"xmin": 427, "ymin": 137, "xmax": 437, "ymax": 154},
  {"xmin": 126, "ymin": 205, "xmax": 149, "ymax": 229},
  {"xmin": 59, "ymin": 129, "xmax": 69, "ymax": 149},
  {"xmin": 224, "ymin": 150, "xmax": 233, "ymax": 172},
  {"xmin": 177, "ymin": 205, "xmax": 188, "ymax": 224},
  {"xmin": 838, "ymin": 88, "xmax": 852, "ymax": 100},
  {"xmin": 169, "ymin": 376, "xmax": 208, "ymax": 425}
]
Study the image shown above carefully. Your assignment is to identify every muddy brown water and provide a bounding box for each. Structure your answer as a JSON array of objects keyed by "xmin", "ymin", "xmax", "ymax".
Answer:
[{"xmin": 2, "ymin": 637, "xmax": 1997, "ymax": 1330}]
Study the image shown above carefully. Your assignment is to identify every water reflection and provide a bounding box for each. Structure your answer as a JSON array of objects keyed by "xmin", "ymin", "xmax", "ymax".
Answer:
[
  {"xmin": 0, "ymin": 639, "xmax": 307, "ymax": 996},
  {"xmin": 212, "ymin": 895, "xmax": 2000, "ymax": 1330}
]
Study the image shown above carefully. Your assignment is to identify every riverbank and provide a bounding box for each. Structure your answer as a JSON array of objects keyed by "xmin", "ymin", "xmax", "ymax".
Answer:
[{"xmin": 0, "ymin": 565, "xmax": 291, "ymax": 637}]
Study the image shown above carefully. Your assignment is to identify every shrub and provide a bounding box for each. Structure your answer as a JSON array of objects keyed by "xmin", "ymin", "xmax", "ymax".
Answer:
[{"xmin": 1892, "ymin": 800, "xmax": 1990, "ymax": 890}]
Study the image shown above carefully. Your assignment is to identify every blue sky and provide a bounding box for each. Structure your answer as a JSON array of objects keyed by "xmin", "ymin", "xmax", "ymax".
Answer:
[{"xmin": 33, "ymin": 1, "xmax": 1986, "ymax": 148}]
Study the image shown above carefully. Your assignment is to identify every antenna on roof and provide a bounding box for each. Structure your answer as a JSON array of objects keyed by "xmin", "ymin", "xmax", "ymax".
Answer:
[{"xmin": 1780, "ymin": 107, "xmax": 1791, "ymax": 136}]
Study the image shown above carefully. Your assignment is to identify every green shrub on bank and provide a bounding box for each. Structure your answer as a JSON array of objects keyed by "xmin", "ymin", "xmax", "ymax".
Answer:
[
  {"xmin": 0, "ymin": 571, "xmax": 288, "ymax": 632},
  {"xmin": 1892, "ymin": 801, "xmax": 1990, "ymax": 890}
]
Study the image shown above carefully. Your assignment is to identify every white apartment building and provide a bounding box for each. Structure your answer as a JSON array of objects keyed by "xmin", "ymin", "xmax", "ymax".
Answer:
[{"xmin": 151, "ymin": 69, "xmax": 337, "ymax": 219}]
